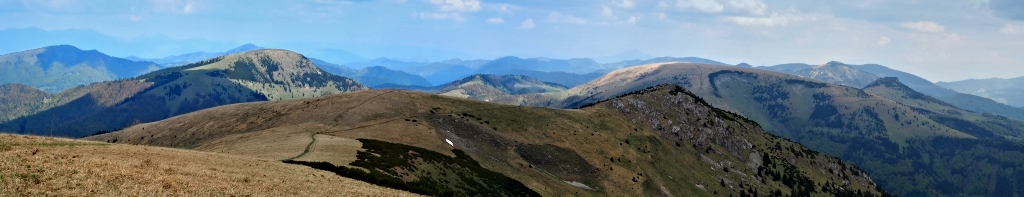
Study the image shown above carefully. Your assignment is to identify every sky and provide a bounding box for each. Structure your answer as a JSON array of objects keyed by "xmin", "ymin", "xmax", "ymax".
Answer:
[{"xmin": 0, "ymin": 0, "xmax": 1022, "ymax": 82}]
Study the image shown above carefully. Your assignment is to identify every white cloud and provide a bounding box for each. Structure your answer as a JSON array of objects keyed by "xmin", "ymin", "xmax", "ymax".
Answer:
[
  {"xmin": 727, "ymin": 0, "xmax": 767, "ymax": 15},
  {"xmin": 151, "ymin": 0, "xmax": 199, "ymax": 14},
  {"xmin": 129, "ymin": 14, "xmax": 142, "ymax": 21},
  {"xmin": 428, "ymin": 0, "xmax": 480, "ymax": 12},
  {"xmin": 418, "ymin": 12, "xmax": 465, "ymax": 21},
  {"xmin": 183, "ymin": 3, "xmax": 194, "ymax": 13},
  {"xmin": 877, "ymin": 36, "xmax": 891, "ymax": 46},
  {"xmin": 657, "ymin": 1, "xmax": 670, "ymax": 9},
  {"xmin": 677, "ymin": 0, "xmax": 723, "ymax": 13},
  {"xmin": 726, "ymin": 11, "xmax": 819, "ymax": 27},
  {"xmin": 902, "ymin": 21, "xmax": 945, "ymax": 33},
  {"xmin": 602, "ymin": 6, "xmax": 617, "ymax": 19},
  {"xmin": 614, "ymin": 0, "xmax": 636, "ymax": 9},
  {"xmin": 653, "ymin": 12, "xmax": 667, "ymax": 20},
  {"xmin": 519, "ymin": 18, "xmax": 535, "ymax": 29},
  {"xmin": 545, "ymin": 12, "xmax": 588, "ymax": 24},
  {"xmin": 999, "ymin": 24, "xmax": 1023, "ymax": 35},
  {"xmin": 627, "ymin": 16, "xmax": 638, "ymax": 25},
  {"xmin": 487, "ymin": 17, "xmax": 504, "ymax": 23}
]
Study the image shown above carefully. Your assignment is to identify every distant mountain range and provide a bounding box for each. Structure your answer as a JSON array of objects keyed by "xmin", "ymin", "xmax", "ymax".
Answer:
[
  {"xmin": 0, "ymin": 45, "xmax": 161, "ymax": 93},
  {"xmin": 938, "ymin": 77, "xmax": 1024, "ymax": 108},
  {"xmin": 310, "ymin": 58, "xmax": 432, "ymax": 87},
  {"xmin": 125, "ymin": 43, "xmax": 264, "ymax": 67},
  {"xmin": 0, "ymin": 49, "xmax": 366, "ymax": 137}
]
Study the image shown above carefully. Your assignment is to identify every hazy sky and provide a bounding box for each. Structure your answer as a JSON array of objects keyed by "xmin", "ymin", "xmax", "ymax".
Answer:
[{"xmin": 0, "ymin": 0, "xmax": 1022, "ymax": 82}]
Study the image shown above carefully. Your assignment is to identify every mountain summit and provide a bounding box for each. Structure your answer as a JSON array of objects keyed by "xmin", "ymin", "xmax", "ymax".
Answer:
[
  {"xmin": 0, "ymin": 49, "xmax": 366, "ymax": 137},
  {"xmin": 0, "ymin": 45, "xmax": 160, "ymax": 93}
]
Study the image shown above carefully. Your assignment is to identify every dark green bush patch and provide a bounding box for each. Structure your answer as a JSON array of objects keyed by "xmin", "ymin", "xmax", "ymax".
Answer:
[{"xmin": 288, "ymin": 138, "xmax": 539, "ymax": 197}]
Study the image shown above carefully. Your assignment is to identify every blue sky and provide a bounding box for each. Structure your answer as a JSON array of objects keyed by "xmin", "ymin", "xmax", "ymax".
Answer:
[{"xmin": 0, "ymin": 0, "xmax": 1022, "ymax": 82}]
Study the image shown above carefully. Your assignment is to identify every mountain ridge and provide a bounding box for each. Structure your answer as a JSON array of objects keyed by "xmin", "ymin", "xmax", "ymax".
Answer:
[
  {"xmin": 0, "ymin": 45, "xmax": 160, "ymax": 93},
  {"xmin": 0, "ymin": 49, "xmax": 367, "ymax": 137},
  {"xmin": 87, "ymin": 85, "xmax": 887, "ymax": 196}
]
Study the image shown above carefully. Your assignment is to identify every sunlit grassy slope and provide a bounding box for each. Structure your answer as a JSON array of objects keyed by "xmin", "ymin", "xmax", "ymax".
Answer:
[{"xmin": 0, "ymin": 134, "xmax": 418, "ymax": 196}]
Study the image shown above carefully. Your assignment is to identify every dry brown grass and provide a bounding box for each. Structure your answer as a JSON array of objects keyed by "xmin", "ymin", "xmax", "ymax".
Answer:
[
  {"xmin": 0, "ymin": 134, "xmax": 420, "ymax": 197},
  {"xmin": 294, "ymin": 134, "xmax": 363, "ymax": 166},
  {"xmin": 194, "ymin": 124, "xmax": 313, "ymax": 161}
]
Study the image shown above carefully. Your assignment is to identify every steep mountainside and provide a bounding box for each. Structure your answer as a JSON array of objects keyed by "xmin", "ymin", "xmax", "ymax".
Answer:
[
  {"xmin": 88, "ymin": 85, "xmax": 887, "ymax": 197},
  {"xmin": 0, "ymin": 134, "xmax": 417, "ymax": 196},
  {"xmin": 791, "ymin": 62, "xmax": 880, "ymax": 88},
  {"xmin": 937, "ymin": 93, "xmax": 1024, "ymax": 121},
  {"xmin": 862, "ymin": 77, "xmax": 1024, "ymax": 140},
  {"xmin": 937, "ymin": 77, "xmax": 1024, "ymax": 107},
  {"xmin": 0, "ymin": 84, "xmax": 50, "ymax": 122},
  {"xmin": 0, "ymin": 45, "xmax": 160, "ymax": 93},
  {"xmin": 312, "ymin": 58, "xmax": 431, "ymax": 87},
  {"xmin": 0, "ymin": 49, "xmax": 367, "ymax": 137},
  {"xmin": 560, "ymin": 63, "xmax": 1024, "ymax": 196}
]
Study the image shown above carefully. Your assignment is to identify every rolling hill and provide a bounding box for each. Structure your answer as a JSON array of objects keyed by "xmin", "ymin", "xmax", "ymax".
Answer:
[
  {"xmin": 86, "ymin": 85, "xmax": 887, "ymax": 197},
  {"xmin": 0, "ymin": 134, "xmax": 417, "ymax": 196},
  {"xmin": 0, "ymin": 49, "xmax": 367, "ymax": 137},
  {"xmin": 0, "ymin": 45, "xmax": 161, "ymax": 93},
  {"xmin": 558, "ymin": 62, "xmax": 1024, "ymax": 196},
  {"xmin": 433, "ymin": 74, "xmax": 567, "ymax": 106}
]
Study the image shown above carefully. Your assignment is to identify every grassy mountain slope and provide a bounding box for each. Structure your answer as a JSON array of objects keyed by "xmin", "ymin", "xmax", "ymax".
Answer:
[
  {"xmin": 863, "ymin": 77, "xmax": 1024, "ymax": 140},
  {"xmin": 937, "ymin": 93, "xmax": 1024, "ymax": 121},
  {"xmin": 791, "ymin": 62, "xmax": 880, "ymax": 88},
  {"xmin": 560, "ymin": 62, "xmax": 1024, "ymax": 196},
  {"xmin": 0, "ymin": 45, "xmax": 160, "ymax": 93},
  {"xmin": 0, "ymin": 49, "xmax": 366, "ymax": 137},
  {"xmin": 0, "ymin": 134, "xmax": 418, "ymax": 196},
  {"xmin": 87, "ymin": 85, "xmax": 886, "ymax": 197},
  {"xmin": 0, "ymin": 84, "xmax": 50, "ymax": 122}
]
